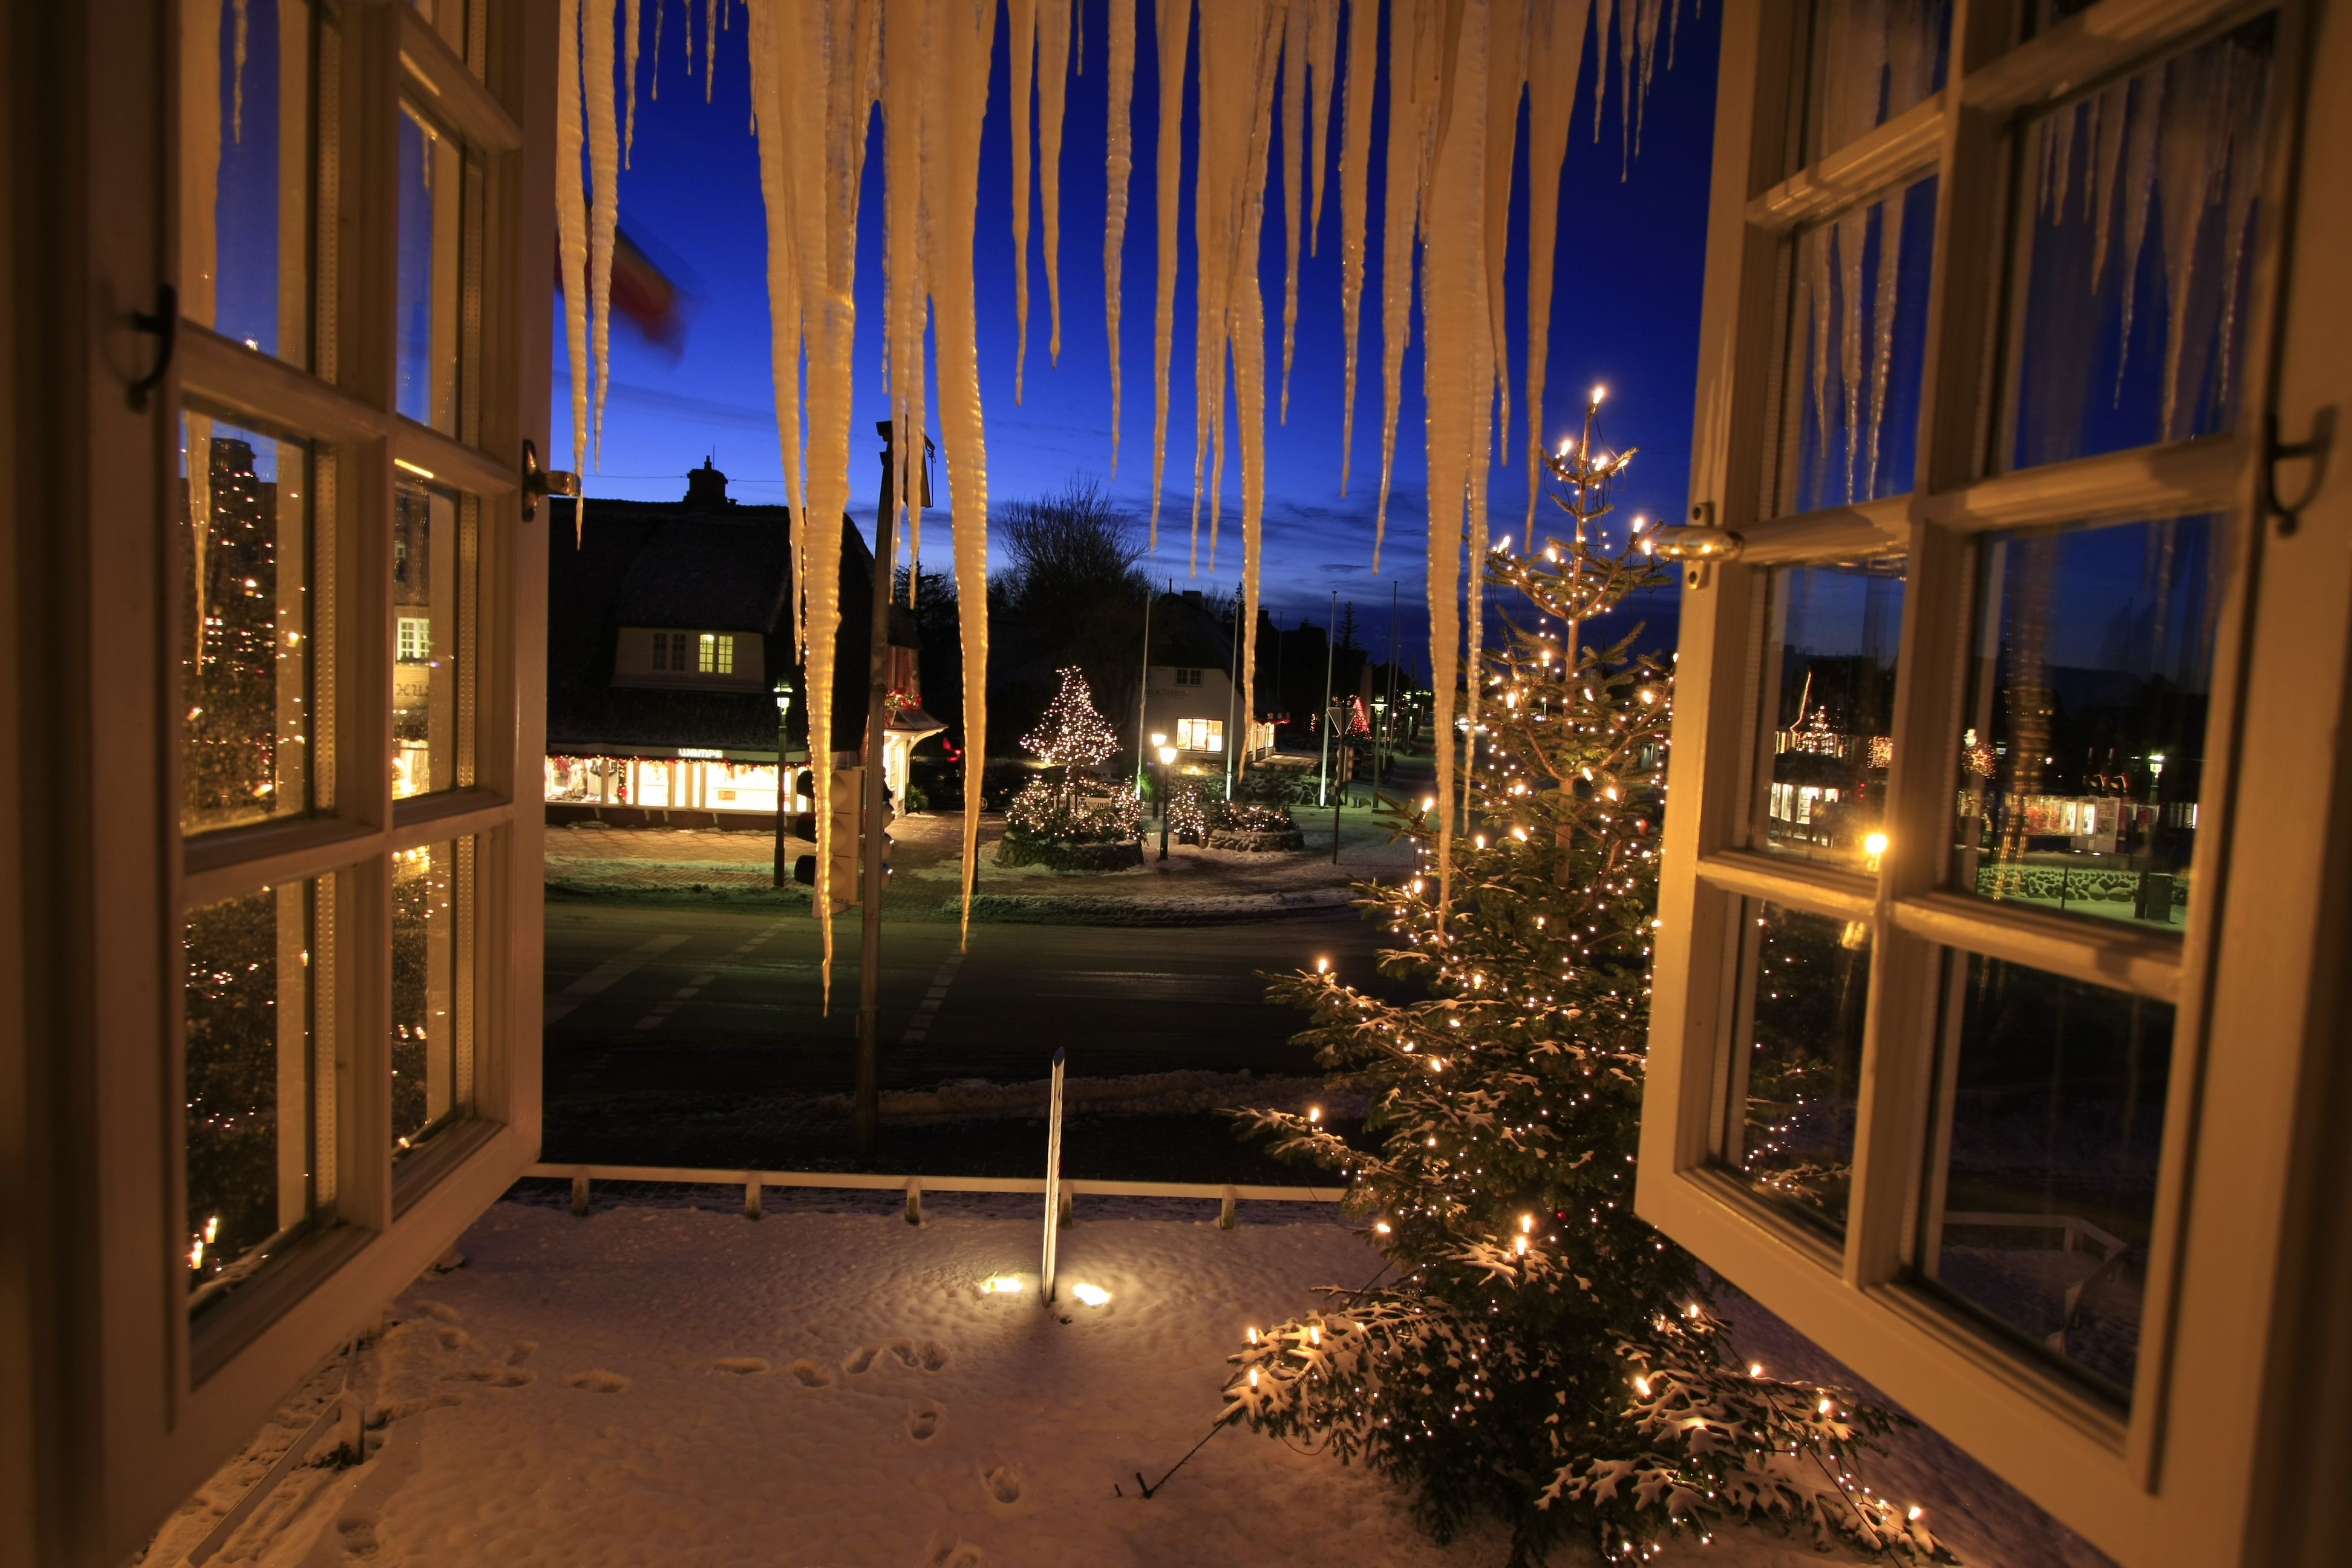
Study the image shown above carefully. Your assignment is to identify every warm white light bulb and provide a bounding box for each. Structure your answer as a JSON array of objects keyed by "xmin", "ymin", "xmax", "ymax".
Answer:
[{"xmin": 1592, "ymin": 385, "xmax": 1607, "ymax": 405}]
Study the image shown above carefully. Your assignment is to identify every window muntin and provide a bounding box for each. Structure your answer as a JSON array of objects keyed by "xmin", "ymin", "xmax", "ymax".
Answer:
[
  {"xmin": 181, "ymin": 0, "xmax": 316, "ymax": 369},
  {"xmin": 1177, "ymin": 717, "xmax": 1225, "ymax": 753},
  {"xmin": 1722, "ymin": 901, "xmax": 1873, "ymax": 1235},
  {"xmin": 394, "ymin": 97, "xmax": 476, "ymax": 436},
  {"xmin": 1770, "ymin": 175, "xmax": 1940, "ymax": 515},
  {"xmin": 1996, "ymin": 17, "xmax": 2277, "ymax": 472},
  {"xmin": 1952, "ymin": 514, "xmax": 2220, "ymax": 933},
  {"xmin": 391, "ymin": 472, "xmax": 476, "ymax": 799},
  {"xmin": 1920, "ymin": 954, "xmax": 2175, "ymax": 1402},
  {"xmin": 185, "ymin": 878, "xmax": 329, "ymax": 1315},
  {"xmin": 391, "ymin": 837, "xmax": 475, "ymax": 1161},
  {"xmin": 1750, "ymin": 557, "xmax": 1904, "ymax": 872},
  {"xmin": 180, "ymin": 408, "xmax": 315, "ymax": 835},
  {"xmin": 1797, "ymin": 0, "xmax": 1953, "ymax": 169}
]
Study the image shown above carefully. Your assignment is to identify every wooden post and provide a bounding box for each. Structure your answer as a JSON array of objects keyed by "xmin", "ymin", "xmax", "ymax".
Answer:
[
  {"xmin": 1041, "ymin": 1048, "xmax": 1066, "ymax": 1301},
  {"xmin": 1218, "ymin": 1186, "xmax": 1238, "ymax": 1230},
  {"xmin": 905, "ymin": 1175, "xmax": 924, "ymax": 1226},
  {"xmin": 745, "ymin": 1174, "xmax": 762, "ymax": 1221},
  {"xmin": 570, "ymin": 1171, "xmax": 590, "ymax": 1217}
]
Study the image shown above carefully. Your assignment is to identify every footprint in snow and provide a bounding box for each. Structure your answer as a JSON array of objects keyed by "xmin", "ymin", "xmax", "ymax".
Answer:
[
  {"xmin": 892, "ymin": 1339, "xmax": 952, "ymax": 1373},
  {"xmin": 336, "ymin": 1508, "xmax": 383, "ymax": 1560},
  {"xmin": 445, "ymin": 1364, "xmax": 533, "ymax": 1388},
  {"xmin": 410, "ymin": 1300, "xmax": 462, "ymax": 1324},
  {"xmin": 506, "ymin": 1341, "xmax": 537, "ymax": 1366},
  {"xmin": 843, "ymin": 1342, "xmax": 889, "ymax": 1376},
  {"xmin": 907, "ymin": 1402, "xmax": 941, "ymax": 1443},
  {"xmin": 783, "ymin": 1359, "xmax": 832, "ymax": 1388},
  {"xmin": 564, "ymin": 1370, "xmax": 629, "ymax": 1394},
  {"xmin": 709, "ymin": 1357, "xmax": 771, "ymax": 1376},
  {"xmin": 923, "ymin": 1536, "xmax": 985, "ymax": 1568},
  {"xmin": 433, "ymin": 1326, "xmax": 470, "ymax": 1351}
]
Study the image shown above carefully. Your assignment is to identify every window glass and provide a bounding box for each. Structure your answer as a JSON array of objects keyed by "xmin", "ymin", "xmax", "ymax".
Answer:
[
  {"xmin": 403, "ymin": 0, "xmax": 471, "ymax": 59},
  {"xmin": 392, "ymin": 474, "xmax": 475, "ymax": 799},
  {"xmin": 1923, "ymin": 955, "xmax": 2174, "ymax": 1400},
  {"xmin": 1999, "ymin": 18, "xmax": 2276, "ymax": 471},
  {"xmin": 395, "ymin": 99, "xmax": 470, "ymax": 434},
  {"xmin": 1178, "ymin": 717, "xmax": 1225, "ymax": 753},
  {"xmin": 1722, "ymin": 901, "xmax": 1872, "ymax": 1233},
  {"xmin": 1750, "ymin": 557, "xmax": 1904, "ymax": 872},
  {"xmin": 1772, "ymin": 175, "xmax": 1939, "ymax": 514},
  {"xmin": 392, "ymin": 837, "xmax": 474, "ymax": 1159},
  {"xmin": 1951, "ymin": 514, "xmax": 2219, "ymax": 933},
  {"xmin": 1799, "ymin": 0, "xmax": 1952, "ymax": 167},
  {"xmin": 181, "ymin": 409, "xmax": 314, "ymax": 834},
  {"xmin": 181, "ymin": 0, "xmax": 315, "ymax": 368},
  {"xmin": 186, "ymin": 879, "xmax": 323, "ymax": 1313}
]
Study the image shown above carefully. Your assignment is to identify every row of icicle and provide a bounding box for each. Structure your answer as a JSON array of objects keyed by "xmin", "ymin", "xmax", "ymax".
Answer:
[{"xmin": 552, "ymin": 0, "xmax": 1702, "ymax": 995}]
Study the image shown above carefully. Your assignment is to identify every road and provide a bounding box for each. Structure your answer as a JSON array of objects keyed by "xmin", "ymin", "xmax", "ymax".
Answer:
[{"xmin": 540, "ymin": 899, "xmax": 1394, "ymax": 1177}]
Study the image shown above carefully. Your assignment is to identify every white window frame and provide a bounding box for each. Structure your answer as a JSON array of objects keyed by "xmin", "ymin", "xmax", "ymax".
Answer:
[{"xmin": 1639, "ymin": 3, "xmax": 2351, "ymax": 1565}]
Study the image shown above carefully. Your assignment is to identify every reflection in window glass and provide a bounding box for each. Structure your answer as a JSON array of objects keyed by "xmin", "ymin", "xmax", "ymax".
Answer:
[
  {"xmin": 393, "ymin": 838, "xmax": 474, "ymax": 1159},
  {"xmin": 392, "ymin": 474, "xmax": 474, "ymax": 798},
  {"xmin": 186, "ymin": 881, "xmax": 319, "ymax": 1312},
  {"xmin": 2002, "ymin": 18, "xmax": 2275, "ymax": 470},
  {"xmin": 1952, "ymin": 515, "xmax": 2219, "ymax": 932},
  {"xmin": 396, "ymin": 99, "xmax": 466, "ymax": 433},
  {"xmin": 1772, "ymin": 177, "xmax": 1939, "ymax": 514},
  {"xmin": 1799, "ymin": 0, "xmax": 1951, "ymax": 166},
  {"xmin": 1753, "ymin": 557, "xmax": 1904, "ymax": 871},
  {"xmin": 181, "ymin": 411, "xmax": 313, "ymax": 834},
  {"xmin": 1925, "ymin": 956, "xmax": 2173, "ymax": 1400},
  {"xmin": 180, "ymin": 0, "xmax": 314, "ymax": 367},
  {"xmin": 1725, "ymin": 903, "xmax": 1872, "ymax": 1233}
]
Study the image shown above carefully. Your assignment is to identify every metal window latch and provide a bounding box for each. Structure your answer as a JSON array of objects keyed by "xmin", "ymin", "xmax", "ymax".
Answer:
[
  {"xmin": 520, "ymin": 438, "xmax": 580, "ymax": 523},
  {"xmin": 2262, "ymin": 410, "xmax": 2332, "ymax": 537},
  {"xmin": 1642, "ymin": 500, "xmax": 1746, "ymax": 588},
  {"xmin": 128, "ymin": 284, "xmax": 178, "ymax": 412}
]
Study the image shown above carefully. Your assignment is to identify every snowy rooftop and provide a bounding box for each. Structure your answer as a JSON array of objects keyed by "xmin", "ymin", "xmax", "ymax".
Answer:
[{"xmin": 142, "ymin": 1192, "xmax": 2118, "ymax": 1567}]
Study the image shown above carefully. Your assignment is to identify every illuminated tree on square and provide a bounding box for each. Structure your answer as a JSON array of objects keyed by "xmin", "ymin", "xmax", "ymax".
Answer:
[
  {"xmin": 1019, "ymin": 664, "xmax": 1121, "ymax": 774},
  {"xmin": 1225, "ymin": 428, "xmax": 1949, "ymax": 1566}
]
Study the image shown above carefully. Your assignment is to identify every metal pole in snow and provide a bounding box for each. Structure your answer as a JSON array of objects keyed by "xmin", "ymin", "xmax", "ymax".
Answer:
[
  {"xmin": 1225, "ymin": 586, "xmax": 1242, "ymax": 796},
  {"xmin": 1134, "ymin": 590, "xmax": 1152, "ymax": 793},
  {"xmin": 1042, "ymin": 1047, "xmax": 1066, "ymax": 1303},
  {"xmin": 1317, "ymin": 591, "xmax": 1335, "ymax": 807}
]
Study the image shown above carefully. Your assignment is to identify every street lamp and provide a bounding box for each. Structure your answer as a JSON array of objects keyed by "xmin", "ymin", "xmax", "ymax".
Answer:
[
  {"xmin": 1372, "ymin": 694, "xmax": 1388, "ymax": 802},
  {"xmin": 1155, "ymin": 741, "xmax": 1178, "ymax": 861},
  {"xmin": 772, "ymin": 677, "xmax": 795, "ymax": 888}
]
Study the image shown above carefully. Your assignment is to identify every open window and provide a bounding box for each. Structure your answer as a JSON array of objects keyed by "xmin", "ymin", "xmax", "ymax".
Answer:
[{"xmin": 1641, "ymin": 2, "xmax": 2350, "ymax": 1564}]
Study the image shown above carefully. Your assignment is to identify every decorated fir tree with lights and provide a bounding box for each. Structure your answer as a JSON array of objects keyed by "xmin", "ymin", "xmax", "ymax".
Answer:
[
  {"xmin": 1226, "ymin": 437, "xmax": 1949, "ymax": 1566},
  {"xmin": 1000, "ymin": 665, "xmax": 1143, "ymax": 866},
  {"xmin": 1019, "ymin": 664, "xmax": 1122, "ymax": 773}
]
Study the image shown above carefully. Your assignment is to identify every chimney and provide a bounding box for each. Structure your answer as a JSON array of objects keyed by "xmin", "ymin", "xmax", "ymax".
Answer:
[{"xmin": 685, "ymin": 457, "xmax": 729, "ymax": 509}]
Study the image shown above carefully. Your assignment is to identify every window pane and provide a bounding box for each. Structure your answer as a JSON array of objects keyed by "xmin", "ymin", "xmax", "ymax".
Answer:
[
  {"xmin": 1799, "ymin": 0, "xmax": 1951, "ymax": 167},
  {"xmin": 1924, "ymin": 956, "xmax": 2174, "ymax": 1400},
  {"xmin": 404, "ymin": 0, "xmax": 472, "ymax": 61},
  {"xmin": 1999, "ymin": 18, "xmax": 2276, "ymax": 470},
  {"xmin": 1771, "ymin": 176, "xmax": 1939, "ymax": 514},
  {"xmin": 1751, "ymin": 557, "xmax": 1904, "ymax": 872},
  {"xmin": 180, "ymin": 0, "xmax": 315, "ymax": 368},
  {"xmin": 1722, "ymin": 901, "xmax": 1872, "ymax": 1234},
  {"xmin": 393, "ymin": 837, "xmax": 475, "ymax": 1159},
  {"xmin": 392, "ymin": 475, "xmax": 476, "ymax": 799},
  {"xmin": 181, "ymin": 410, "xmax": 314, "ymax": 834},
  {"xmin": 395, "ymin": 99, "xmax": 471, "ymax": 434},
  {"xmin": 186, "ymin": 879, "xmax": 324, "ymax": 1313},
  {"xmin": 1951, "ymin": 514, "xmax": 2220, "ymax": 933}
]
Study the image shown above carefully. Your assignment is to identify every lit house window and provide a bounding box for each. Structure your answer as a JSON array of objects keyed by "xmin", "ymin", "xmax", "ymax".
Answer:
[
  {"xmin": 397, "ymin": 615, "xmax": 431, "ymax": 661},
  {"xmin": 1176, "ymin": 717, "xmax": 1223, "ymax": 753},
  {"xmin": 699, "ymin": 632, "xmax": 734, "ymax": 675}
]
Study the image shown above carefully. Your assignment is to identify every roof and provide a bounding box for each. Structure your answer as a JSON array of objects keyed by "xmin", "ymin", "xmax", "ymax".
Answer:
[{"xmin": 1149, "ymin": 590, "xmax": 1236, "ymax": 670}]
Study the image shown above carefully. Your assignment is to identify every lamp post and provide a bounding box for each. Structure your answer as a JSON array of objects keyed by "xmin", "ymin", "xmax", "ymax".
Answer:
[
  {"xmin": 771, "ymin": 677, "xmax": 795, "ymax": 887},
  {"xmin": 1157, "ymin": 747, "xmax": 1176, "ymax": 865},
  {"xmin": 1372, "ymin": 694, "xmax": 1388, "ymax": 802}
]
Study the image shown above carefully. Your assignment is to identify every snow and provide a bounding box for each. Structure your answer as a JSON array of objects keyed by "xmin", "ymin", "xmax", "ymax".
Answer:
[{"xmin": 140, "ymin": 1197, "xmax": 2121, "ymax": 1568}]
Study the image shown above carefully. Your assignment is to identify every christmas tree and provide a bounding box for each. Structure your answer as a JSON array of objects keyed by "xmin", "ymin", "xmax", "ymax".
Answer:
[
  {"xmin": 1019, "ymin": 664, "xmax": 1120, "ymax": 773},
  {"xmin": 1226, "ymin": 436, "xmax": 1947, "ymax": 1565}
]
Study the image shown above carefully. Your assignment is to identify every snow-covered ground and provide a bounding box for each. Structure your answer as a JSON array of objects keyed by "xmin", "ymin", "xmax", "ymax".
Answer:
[{"xmin": 140, "ymin": 1193, "xmax": 2118, "ymax": 1567}]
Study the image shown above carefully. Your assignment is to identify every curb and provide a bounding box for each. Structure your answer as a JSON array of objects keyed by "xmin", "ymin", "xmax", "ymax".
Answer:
[{"xmin": 544, "ymin": 877, "xmax": 1361, "ymax": 926}]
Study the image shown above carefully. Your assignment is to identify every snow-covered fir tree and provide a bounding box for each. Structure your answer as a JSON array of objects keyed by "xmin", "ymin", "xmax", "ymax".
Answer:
[{"xmin": 1227, "ymin": 441, "xmax": 1951, "ymax": 1567}]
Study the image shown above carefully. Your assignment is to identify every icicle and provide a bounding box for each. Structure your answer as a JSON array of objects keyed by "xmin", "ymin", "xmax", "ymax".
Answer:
[
  {"xmin": 1836, "ymin": 205, "xmax": 1866, "ymax": 500},
  {"xmin": 1521, "ymin": 0, "xmax": 1587, "ymax": 549},
  {"xmin": 1225, "ymin": 0, "xmax": 1286, "ymax": 778},
  {"xmin": 1616, "ymin": 0, "xmax": 1635, "ymax": 174},
  {"xmin": 1590, "ymin": 0, "xmax": 1613, "ymax": 142},
  {"xmin": 884, "ymin": 0, "xmax": 927, "ymax": 589},
  {"xmin": 558, "ymin": 0, "xmax": 592, "ymax": 483},
  {"xmin": 1863, "ymin": 186, "xmax": 1904, "ymax": 497},
  {"xmin": 2090, "ymin": 80, "xmax": 2127, "ymax": 290},
  {"xmin": 1305, "ymin": 0, "xmax": 1339, "ymax": 253},
  {"xmin": 2212, "ymin": 44, "xmax": 2269, "ymax": 424},
  {"xmin": 1278, "ymin": 0, "xmax": 1307, "ymax": 421},
  {"xmin": 1419, "ymin": 0, "xmax": 1492, "ymax": 918},
  {"xmin": 1374, "ymin": 0, "xmax": 1439, "ymax": 574},
  {"xmin": 1104, "ymin": 0, "xmax": 1136, "ymax": 476},
  {"xmin": 1482, "ymin": 0, "xmax": 1526, "ymax": 461},
  {"xmin": 232, "ymin": 0, "xmax": 248, "ymax": 143},
  {"xmin": 653, "ymin": 0, "xmax": 664, "ymax": 100},
  {"xmin": 1147, "ymin": 0, "xmax": 1191, "ymax": 551},
  {"xmin": 748, "ymin": 0, "xmax": 808, "ymax": 657},
  {"xmin": 588, "ymin": 0, "xmax": 622, "ymax": 467},
  {"xmin": 2156, "ymin": 46, "xmax": 2224, "ymax": 441},
  {"xmin": 2116, "ymin": 71, "xmax": 2161, "ymax": 392},
  {"xmin": 924, "ymin": 0, "xmax": 998, "ymax": 942},
  {"xmin": 2049, "ymin": 97, "xmax": 2077, "ymax": 223},
  {"xmin": 1334, "ymin": 0, "xmax": 1376, "ymax": 495},
  {"xmin": 1009, "ymin": 0, "xmax": 1038, "ymax": 400},
  {"xmin": 186, "ymin": 0, "xmax": 224, "ymax": 642},
  {"xmin": 705, "ymin": 0, "xmax": 717, "ymax": 100},
  {"xmin": 1037, "ymin": 0, "xmax": 1073, "ymax": 369},
  {"xmin": 624, "ymin": 0, "xmax": 642, "ymax": 166}
]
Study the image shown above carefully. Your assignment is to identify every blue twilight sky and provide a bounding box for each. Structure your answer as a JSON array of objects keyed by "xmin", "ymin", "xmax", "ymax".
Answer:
[{"xmin": 550, "ymin": 0, "xmax": 1722, "ymax": 671}]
